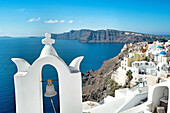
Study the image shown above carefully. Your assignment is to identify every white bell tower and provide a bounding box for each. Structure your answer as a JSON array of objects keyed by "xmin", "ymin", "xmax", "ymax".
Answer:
[{"xmin": 12, "ymin": 33, "xmax": 84, "ymax": 113}]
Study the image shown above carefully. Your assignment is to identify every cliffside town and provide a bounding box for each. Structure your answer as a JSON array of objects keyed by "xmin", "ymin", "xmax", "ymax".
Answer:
[
  {"xmin": 82, "ymin": 40, "xmax": 170, "ymax": 113},
  {"xmin": 82, "ymin": 40, "xmax": 170, "ymax": 103},
  {"xmin": 51, "ymin": 29, "xmax": 170, "ymax": 43},
  {"xmin": 82, "ymin": 42, "xmax": 148, "ymax": 102}
]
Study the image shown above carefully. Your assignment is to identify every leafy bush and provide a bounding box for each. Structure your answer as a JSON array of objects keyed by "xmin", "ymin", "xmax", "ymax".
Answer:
[{"xmin": 102, "ymin": 74, "xmax": 125, "ymax": 97}]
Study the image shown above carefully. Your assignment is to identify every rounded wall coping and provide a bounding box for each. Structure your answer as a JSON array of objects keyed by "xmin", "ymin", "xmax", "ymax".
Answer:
[
  {"xmin": 11, "ymin": 58, "xmax": 30, "ymax": 72},
  {"xmin": 32, "ymin": 55, "xmax": 70, "ymax": 74},
  {"xmin": 69, "ymin": 56, "xmax": 84, "ymax": 73}
]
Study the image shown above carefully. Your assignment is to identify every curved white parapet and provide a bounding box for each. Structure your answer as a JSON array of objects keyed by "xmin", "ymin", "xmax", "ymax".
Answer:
[
  {"xmin": 12, "ymin": 33, "xmax": 84, "ymax": 113},
  {"xmin": 69, "ymin": 56, "xmax": 84, "ymax": 73},
  {"xmin": 11, "ymin": 58, "xmax": 30, "ymax": 72}
]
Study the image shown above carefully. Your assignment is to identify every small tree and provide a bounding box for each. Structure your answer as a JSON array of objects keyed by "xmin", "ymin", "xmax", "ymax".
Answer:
[{"xmin": 126, "ymin": 70, "xmax": 133, "ymax": 87}]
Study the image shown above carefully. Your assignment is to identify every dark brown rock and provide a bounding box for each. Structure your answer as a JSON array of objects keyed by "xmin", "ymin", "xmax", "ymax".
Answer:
[{"xmin": 51, "ymin": 29, "xmax": 170, "ymax": 43}]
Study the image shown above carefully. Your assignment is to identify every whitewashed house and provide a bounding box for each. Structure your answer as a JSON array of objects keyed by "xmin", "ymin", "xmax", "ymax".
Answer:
[
  {"xmin": 154, "ymin": 50, "xmax": 167, "ymax": 62},
  {"xmin": 84, "ymin": 87, "xmax": 148, "ymax": 113},
  {"xmin": 146, "ymin": 41, "xmax": 164, "ymax": 56},
  {"xmin": 155, "ymin": 46, "xmax": 164, "ymax": 55},
  {"xmin": 113, "ymin": 52, "xmax": 146, "ymax": 86},
  {"xmin": 165, "ymin": 40, "xmax": 170, "ymax": 51},
  {"xmin": 154, "ymin": 54, "xmax": 159, "ymax": 62},
  {"xmin": 122, "ymin": 79, "xmax": 170, "ymax": 113},
  {"xmin": 157, "ymin": 62, "xmax": 169, "ymax": 77},
  {"xmin": 132, "ymin": 61, "xmax": 156, "ymax": 74},
  {"xmin": 128, "ymin": 61, "xmax": 156, "ymax": 86},
  {"xmin": 146, "ymin": 68, "xmax": 157, "ymax": 76}
]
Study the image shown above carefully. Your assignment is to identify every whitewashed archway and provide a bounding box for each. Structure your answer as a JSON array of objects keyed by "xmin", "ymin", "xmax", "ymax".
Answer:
[
  {"xmin": 152, "ymin": 86, "xmax": 169, "ymax": 106},
  {"xmin": 12, "ymin": 33, "xmax": 84, "ymax": 113},
  {"xmin": 148, "ymin": 82, "xmax": 170, "ymax": 113}
]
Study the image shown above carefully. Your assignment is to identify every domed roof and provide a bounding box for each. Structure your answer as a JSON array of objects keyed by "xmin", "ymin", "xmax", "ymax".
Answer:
[
  {"xmin": 155, "ymin": 54, "xmax": 159, "ymax": 56},
  {"xmin": 157, "ymin": 46, "xmax": 163, "ymax": 49},
  {"xmin": 160, "ymin": 51, "xmax": 167, "ymax": 55}
]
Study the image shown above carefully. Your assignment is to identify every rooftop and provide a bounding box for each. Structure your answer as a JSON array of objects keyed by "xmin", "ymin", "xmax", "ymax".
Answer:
[
  {"xmin": 160, "ymin": 51, "xmax": 167, "ymax": 55},
  {"xmin": 157, "ymin": 46, "xmax": 163, "ymax": 49}
]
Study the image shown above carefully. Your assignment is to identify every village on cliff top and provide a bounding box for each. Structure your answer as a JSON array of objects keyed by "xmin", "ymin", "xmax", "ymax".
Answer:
[{"xmin": 83, "ymin": 40, "xmax": 170, "ymax": 113}]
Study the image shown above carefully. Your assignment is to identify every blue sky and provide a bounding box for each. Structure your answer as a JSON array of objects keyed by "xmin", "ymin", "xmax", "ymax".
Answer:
[{"xmin": 0, "ymin": 0, "xmax": 170, "ymax": 36}]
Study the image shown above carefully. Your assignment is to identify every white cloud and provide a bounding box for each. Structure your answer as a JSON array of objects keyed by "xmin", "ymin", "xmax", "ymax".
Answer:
[
  {"xmin": 17, "ymin": 8, "xmax": 25, "ymax": 12},
  {"xmin": 44, "ymin": 20, "xmax": 58, "ymax": 24},
  {"xmin": 28, "ymin": 17, "xmax": 40, "ymax": 22},
  {"xmin": 68, "ymin": 20, "xmax": 74, "ymax": 23},
  {"xmin": 44, "ymin": 19, "xmax": 74, "ymax": 24},
  {"xmin": 60, "ymin": 20, "xmax": 65, "ymax": 23}
]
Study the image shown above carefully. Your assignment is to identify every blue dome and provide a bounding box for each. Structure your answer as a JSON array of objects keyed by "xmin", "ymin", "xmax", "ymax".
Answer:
[
  {"xmin": 160, "ymin": 51, "xmax": 167, "ymax": 55},
  {"xmin": 157, "ymin": 46, "xmax": 163, "ymax": 49},
  {"xmin": 155, "ymin": 54, "xmax": 159, "ymax": 56}
]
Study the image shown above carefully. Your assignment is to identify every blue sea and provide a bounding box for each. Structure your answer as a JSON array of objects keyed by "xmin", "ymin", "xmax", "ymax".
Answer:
[{"xmin": 0, "ymin": 37, "xmax": 123, "ymax": 113}]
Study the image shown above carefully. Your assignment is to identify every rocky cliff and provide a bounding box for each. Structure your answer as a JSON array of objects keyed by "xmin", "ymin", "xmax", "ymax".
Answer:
[
  {"xmin": 51, "ymin": 29, "xmax": 170, "ymax": 43},
  {"xmin": 82, "ymin": 42, "xmax": 148, "ymax": 102}
]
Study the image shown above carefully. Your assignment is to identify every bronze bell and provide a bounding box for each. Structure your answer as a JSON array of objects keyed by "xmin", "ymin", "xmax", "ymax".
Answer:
[{"xmin": 44, "ymin": 80, "xmax": 57, "ymax": 97}]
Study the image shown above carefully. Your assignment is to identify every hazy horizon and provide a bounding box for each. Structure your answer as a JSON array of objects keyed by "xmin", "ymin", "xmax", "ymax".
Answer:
[{"xmin": 0, "ymin": 28, "xmax": 170, "ymax": 37}]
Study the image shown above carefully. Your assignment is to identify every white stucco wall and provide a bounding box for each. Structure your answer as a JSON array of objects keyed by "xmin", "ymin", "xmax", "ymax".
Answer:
[
  {"xmin": 12, "ymin": 33, "xmax": 84, "ymax": 113},
  {"xmin": 147, "ymin": 81, "xmax": 170, "ymax": 112}
]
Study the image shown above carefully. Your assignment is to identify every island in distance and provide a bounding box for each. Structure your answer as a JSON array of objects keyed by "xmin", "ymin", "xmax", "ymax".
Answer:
[
  {"xmin": 0, "ymin": 36, "xmax": 12, "ymax": 38},
  {"xmin": 51, "ymin": 29, "xmax": 170, "ymax": 43}
]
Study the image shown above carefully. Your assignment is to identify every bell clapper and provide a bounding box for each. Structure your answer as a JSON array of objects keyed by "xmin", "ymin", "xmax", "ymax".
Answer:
[
  {"xmin": 42, "ymin": 79, "xmax": 57, "ymax": 113},
  {"xmin": 50, "ymin": 97, "xmax": 57, "ymax": 113}
]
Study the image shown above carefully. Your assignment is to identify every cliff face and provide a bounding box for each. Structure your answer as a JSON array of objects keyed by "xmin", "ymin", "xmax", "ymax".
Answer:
[
  {"xmin": 51, "ymin": 29, "xmax": 170, "ymax": 43},
  {"xmin": 82, "ymin": 42, "xmax": 148, "ymax": 102}
]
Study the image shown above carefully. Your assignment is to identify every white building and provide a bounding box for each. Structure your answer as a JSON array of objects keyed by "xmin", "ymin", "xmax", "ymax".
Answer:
[
  {"xmin": 122, "ymin": 79, "xmax": 170, "ymax": 113},
  {"xmin": 126, "ymin": 61, "xmax": 156, "ymax": 86},
  {"xmin": 157, "ymin": 62, "xmax": 169, "ymax": 77},
  {"xmin": 146, "ymin": 41, "xmax": 164, "ymax": 56},
  {"xmin": 155, "ymin": 46, "xmax": 164, "ymax": 54},
  {"xmin": 130, "ymin": 61, "xmax": 169, "ymax": 85},
  {"xmin": 146, "ymin": 68, "xmax": 157, "ymax": 76},
  {"xmin": 165, "ymin": 40, "xmax": 170, "ymax": 51},
  {"xmin": 83, "ymin": 87, "xmax": 148, "ymax": 113},
  {"xmin": 154, "ymin": 50, "xmax": 167, "ymax": 62},
  {"xmin": 84, "ymin": 79, "xmax": 170, "ymax": 113},
  {"xmin": 131, "ymin": 61, "xmax": 156, "ymax": 74}
]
